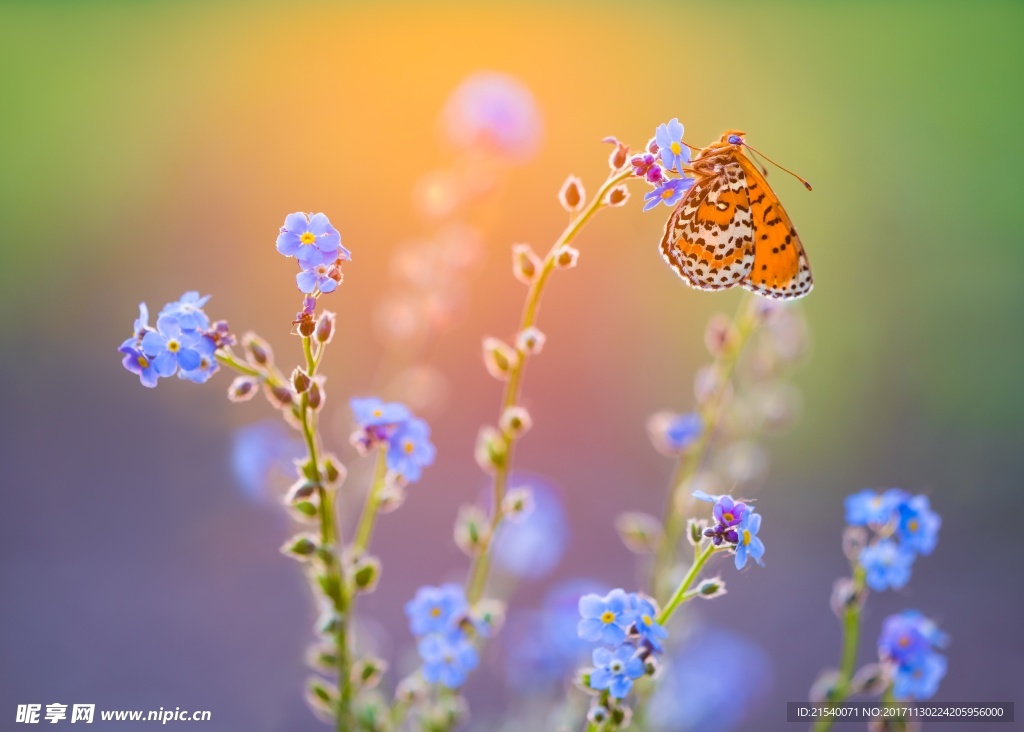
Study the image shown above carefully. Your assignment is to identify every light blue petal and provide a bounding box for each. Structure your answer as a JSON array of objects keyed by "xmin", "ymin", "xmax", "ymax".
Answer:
[
  {"xmin": 589, "ymin": 668, "xmax": 612, "ymax": 691},
  {"xmin": 579, "ymin": 594, "xmax": 604, "ymax": 618},
  {"xmin": 153, "ymin": 351, "xmax": 178, "ymax": 377},
  {"xmin": 276, "ymin": 231, "xmax": 301, "ymax": 256},
  {"xmin": 141, "ymin": 331, "xmax": 167, "ymax": 357},
  {"xmin": 176, "ymin": 348, "xmax": 201, "ymax": 372},
  {"xmin": 296, "ymin": 270, "xmax": 318, "ymax": 294},
  {"xmin": 283, "ymin": 212, "xmax": 309, "ymax": 234}
]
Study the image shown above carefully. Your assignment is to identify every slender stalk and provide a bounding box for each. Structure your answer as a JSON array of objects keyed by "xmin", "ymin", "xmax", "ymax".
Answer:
[
  {"xmin": 650, "ymin": 294, "xmax": 761, "ymax": 598},
  {"xmin": 812, "ymin": 564, "xmax": 866, "ymax": 732},
  {"xmin": 656, "ymin": 542, "xmax": 717, "ymax": 625},
  {"xmin": 352, "ymin": 447, "xmax": 389, "ymax": 553},
  {"xmin": 465, "ymin": 168, "xmax": 633, "ymax": 603}
]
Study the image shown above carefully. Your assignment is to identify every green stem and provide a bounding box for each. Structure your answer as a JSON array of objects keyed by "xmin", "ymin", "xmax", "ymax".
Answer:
[
  {"xmin": 650, "ymin": 294, "xmax": 761, "ymax": 599},
  {"xmin": 811, "ymin": 564, "xmax": 866, "ymax": 732},
  {"xmin": 656, "ymin": 542, "xmax": 716, "ymax": 625},
  {"xmin": 465, "ymin": 168, "xmax": 633, "ymax": 604},
  {"xmin": 352, "ymin": 447, "xmax": 388, "ymax": 553}
]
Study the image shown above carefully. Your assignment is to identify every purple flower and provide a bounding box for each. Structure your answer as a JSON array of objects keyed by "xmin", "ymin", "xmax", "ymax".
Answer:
[
  {"xmin": 714, "ymin": 496, "xmax": 748, "ymax": 528},
  {"xmin": 878, "ymin": 610, "xmax": 947, "ymax": 667},
  {"xmin": 654, "ymin": 118, "xmax": 691, "ymax": 175},
  {"xmin": 589, "ymin": 645, "xmax": 645, "ymax": 699},
  {"xmin": 440, "ymin": 72, "xmax": 542, "ymax": 160},
  {"xmin": 643, "ymin": 177, "xmax": 694, "ymax": 212},
  {"xmin": 119, "ymin": 344, "xmax": 161, "ymax": 388},
  {"xmin": 630, "ymin": 153, "xmax": 664, "ymax": 184},
  {"xmin": 276, "ymin": 212, "xmax": 348, "ymax": 269},
  {"xmin": 141, "ymin": 315, "xmax": 202, "ymax": 376},
  {"xmin": 578, "ymin": 589, "xmax": 636, "ymax": 645},
  {"xmin": 296, "ymin": 260, "xmax": 341, "ymax": 294}
]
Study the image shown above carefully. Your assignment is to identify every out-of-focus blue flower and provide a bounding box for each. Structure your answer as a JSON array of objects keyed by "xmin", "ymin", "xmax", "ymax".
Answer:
[
  {"xmin": 589, "ymin": 645, "xmax": 645, "ymax": 699},
  {"xmin": 276, "ymin": 212, "xmax": 348, "ymax": 270},
  {"xmin": 578, "ymin": 589, "xmax": 636, "ymax": 645},
  {"xmin": 714, "ymin": 495, "xmax": 748, "ymax": 528},
  {"xmin": 665, "ymin": 412, "xmax": 702, "ymax": 450},
  {"xmin": 141, "ymin": 315, "xmax": 202, "ymax": 376},
  {"xmin": 693, "ymin": 489, "xmax": 723, "ymax": 504},
  {"xmin": 493, "ymin": 477, "xmax": 568, "ymax": 580},
  {"xmin": 405, "ymin": 584, "xmax": 467, "ymax": 637},
  {"xmin": 734, "ymin": 511, "xmax": 765, "ymax": 569},
  {"xmin": 178, "ymin": 335, "xmax": 219, "ymax": 384},
  {"xmin": 231, "ymin": 420, "xmax": 305, "ymax": 500},
  {"xmin": 654, "ymin": 118, "xmax": 691, "ymax": 175},
  {"xmin": 441, "ymin": 72, "xmax": 542, "ymax": 160},
  {"xmin": 647, "ymin": 625, "xmax": 772, "ymax": 732},
  {"xmin": 350, "ymin": 397, "xmax": 411, "ymax": 429},
  {"xmin": 386, "ymin": 417, "xmax": 436, "ymax": 483},
  {"xmin": 896, "ymin": 495, "xmax": 941, "ymax": 556},
  {"xmin": 629, "ymin": 594, "xmax": 668, "ymax": 653},
  {"xmin": 119, "ymin": 344, "xmax": 161, "ymax": 388},
  {"xmin": 418, "ymin": 631, "xmax": 478, "ymax": 689},
  {"xmin": 643, "ymin": 177, "xmax": 695, "ymax": 212},
  {"xmin": 844, "ymin": 489, "xmax": 907, "ymax": 527},
  {"xmin": 878, "ymin": 610, "xmax": 947, "ymax": 668},
  {"xmin": 159, "ymin": 291, "xmax": 211, "ymax": 332},
  {"xmin": 892, "ymin": 651, "xmax": 947, "ymax": 701},
  {"xmin": 296, "ymin": 260, "xmax": 341, "ymax": 295},
  {"xmin": 860, "ymin": 539, "xmax": 915, "ymax": 591},
  {"xmin": 501, "ymin": 579, "xmax": 609, "ymax": 694}
]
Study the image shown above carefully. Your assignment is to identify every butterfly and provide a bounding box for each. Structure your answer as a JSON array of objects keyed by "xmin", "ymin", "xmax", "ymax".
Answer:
[{"xmin": 659, "ymin": 130, "xmax": 813, "ymax": 300}]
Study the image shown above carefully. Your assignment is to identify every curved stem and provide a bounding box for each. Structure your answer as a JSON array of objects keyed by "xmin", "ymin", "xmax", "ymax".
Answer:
[
  {"xmin": 651, "ymin": 294, "xmax": 761, "ymax": 598},
  {"xmin": 465, "ymin": 168, "xmax": 633, "ymax": 603},
  {"xmin": 656, "ymin": 541, "xmax": 716, "ymax": 625}
]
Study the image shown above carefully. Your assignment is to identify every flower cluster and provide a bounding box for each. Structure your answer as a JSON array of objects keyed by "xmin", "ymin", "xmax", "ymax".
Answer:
[
  {"xmin": 694, "ymin": 491, "xmax": 766, "ymax": 569},
  {"xmin": 845, "ymin": 489, "xmax": 941, "ymax": 591},
  {"xmin": 349, "ymin": 397, "xmax": 436, "ymax": 484},
  {"xmin": 276, "ymin": 212, "xmax": 352, "ymax": 295},
  {"xmin": 877, "ymin": 610, "xmax": 948, "ymax": 700},
  {"xmin": 577, "ymin": 589, "xmax": 666, "ymax": 703},
  {"xmin": 633, "ymin": 118, "xmax": 696, "ymax": 212},
  {"xmin": 119, "ymin": 293, "xmax": 231, "ymax": 388},
  {"xmin": 404, "ymin": 584, "xmax": 479, "ymax": 689}
]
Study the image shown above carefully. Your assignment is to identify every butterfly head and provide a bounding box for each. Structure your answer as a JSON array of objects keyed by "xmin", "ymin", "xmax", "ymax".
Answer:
[{"xmin": 723, "ymin": 130, "xmax": 746, "ymax": 146}]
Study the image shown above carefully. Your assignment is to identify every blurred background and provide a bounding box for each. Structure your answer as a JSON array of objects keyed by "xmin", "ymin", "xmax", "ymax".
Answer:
[{"xmin": 1, "ymin": 1, "xmax": 1022, "ymax": 730}]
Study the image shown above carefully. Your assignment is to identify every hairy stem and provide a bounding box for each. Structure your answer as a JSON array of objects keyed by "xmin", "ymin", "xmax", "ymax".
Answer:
[
  {"xmin": 352, "ymin": 447, "xmax": 389, "ymax": 553},
  {"xmin": 465, "ymin": 168, "xmax": 633, "ymax": 604},
  {"xmin": 656, "ymin": 541, "xmax": 717, "ymax": 625},
  {"xmin": 812, "ymin": 564, "xmax": 866, "ymax": 732}
]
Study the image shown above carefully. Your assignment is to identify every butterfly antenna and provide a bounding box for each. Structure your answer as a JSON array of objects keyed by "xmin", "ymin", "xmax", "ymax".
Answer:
[
  {"xmin": 744, "ymin": 146, "xmax": 771, "ymax": 177},
  {"xmin": 741, "ymin": 142, "xmax": 813, "ymax": 191}
]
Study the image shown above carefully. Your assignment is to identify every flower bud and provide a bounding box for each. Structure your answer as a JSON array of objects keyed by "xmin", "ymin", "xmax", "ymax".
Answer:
[
  {"xmin": 687, "ymin": 518, "xmax": 705, "ymax": 546},
  {"xmin": 306, "ymin": 377, "xmax": 325, "ymax": 410},
  {"xmin": 244, "ymin": 333, "xmax": 272, "ymax": 365},
  {"xmin": 499, "ymin": 405, "xmax": 532, "ymax": 437},
  {"xmin": 227, "ymin": 375, "xmax": 259, "ymax": 402},
  {"xmin": 851, "ymin": 663, "xmax": 889, "ymax": 696},
  {"xmin": 298, "ymin": 315, "xmax": 316, "ymax": 337},
  {"xmin": 697, "ymin": 576, "xmax": 727, "ymax": 599},
  {"xmin": 842, "ymin": 526, "xmax": 868, "ymax": 562},
  {"xmin": 292, "ymin": 367, "xmax": 312, "ymax": 394},
  {"xmin": 474, "ymin": 426, "xmax": 507, "ymax": 474},
  {"xmin": 602, "ymin": 136, "xmax": 630, "ymax": 170},
  {"xmin": 305, "ymin": 676, "xmax": 337, "ymax": 720},
  {"xmin": 587, "ymin": 705, "xmax": 610, "ymax": 725},
  {"xmin": 395, "ymin": 674, "xmax": 428, "ymax": 705},
  {"xmin": 290, "ymin": 500, "xmax": 320, "ymax": 524},
  {"xmin": 554, "ymin": 245, "xmax": 579, "ymax": 269},
  {"xmin": 830, "ymin": 577, "xmax": 865, "ymax": 617},
  {"xmin": 315, "ymin": 310, "xmax": 335, "ymax": 344},
  {"xmin": 512, "ymin": 244, "xmax": 541, "ymax": 285},
  {"xmin": 280, "ymin": 533, "xmax": 319, "ymax": 561},
  {"xmin": 321, "ymin": 455, "xmax": 346, "ymax": 487},
  {"xmin": 351, "ymin": 657, "xmax": 388, "ymax": 689},
  {"xmin": 610, "ymin": 707, "xmax": 632, "ymax": 728},
  {"xmin": 265, "ymin": 383, "xmax": 295, "ymax": 409},
  {"xmin": 558, "ymin": 175, "xmax": 584, "ymax": 212},
  {"xmin": 615, "ymin": 512, "xmax": 663, "ymax": 555},
  {"xmin": 514, "ymin": 326, "xmax": 546, "ymax": 355},
  {"xmin": 470, "ymin": 598, "xmax": 506, "ymax": 637},
  {"xmin": 285, "ymin": 479, "xmax": 318, "ymax": 505},
  {"xmin": 305, "ymin": 642, "xmax": 337, "ymax": 672},
  {"xmin": 705, "ymin": 313, "xmax": 738, "ymax": 357},
  {"xmin": 454, "ymin": 504, "xmax": 491, "ymax": 556},
  {"xmin": 482, "ymin": 337, "xmax": 518, "ymax": 380},
  {"xmin": 809, "ymin": 669, "xmax": 841, "ymax": 703},
  {"xmin": 604, "ymin": 184, "xmax": 629, "ymax": 207},
  {"xmin": 350, "ymin": 554, "xmax": 381, "ymax": 593},
  {"xmin": 376, "ymin": 480, "xmax": 408, "ymax": 514},
  {"xmin": 501, "ymin": 487, "xmax": 534, "ymax": 523}
]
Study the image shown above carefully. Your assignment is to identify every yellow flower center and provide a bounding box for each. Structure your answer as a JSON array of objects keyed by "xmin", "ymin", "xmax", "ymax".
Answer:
[
  {"xmin": 742, "ymin": 529, "xmax": 752, "ymax": 546},
  {"xmin": 373, "ymin": 409, "xmax": 383, "ymax": 417},
  {"xmin": 430, "ymin": 607, "xmax": 442, "ymax": 617},
  {"xmin": 167, "ymin": 339, "xmax": 180, "ymax": 353},
  {"xmin": 908, "ymin": 519, "xmax": 919, "ymax": 533},
  {"xmin": 661, "ymin": 187, "xmax": 675, "ymax": 199},
  {"xmin": 642, "ymin": 614, "xmax": 652, "ymax": 626},
  {"xmin": 670, "ymin": 141, "xmax": 682, "ymax": 155},
  {"xmin": 898, "ymin": 635, "xmax": 910, "ymax": 647},
  {"xmin": 138, "ymin": 355, "xmax": 149, "ymax": 368},
  {"xmin": 723, "ymin": 512, "xmax": 735, "ymax": 522},
  {"xmin": 404, "ymin": 440, "xmax": 415, "ymax": 454},
  {"xmin": 600, "ymin": 610, "xmax": 616, "ymax": 624},
  {"xmin": 300, "ymin": 232, "xmax": 317, "ymax": 246}
]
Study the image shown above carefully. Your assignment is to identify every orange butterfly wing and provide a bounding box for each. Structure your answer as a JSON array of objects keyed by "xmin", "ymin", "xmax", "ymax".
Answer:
[
  {"xmin": 736, "ymin": 154, "xmax": 813, "ymax": 300},
  {"xmin": 659, "ymin": 159, "xmax": 755, "ymax": 291}
]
